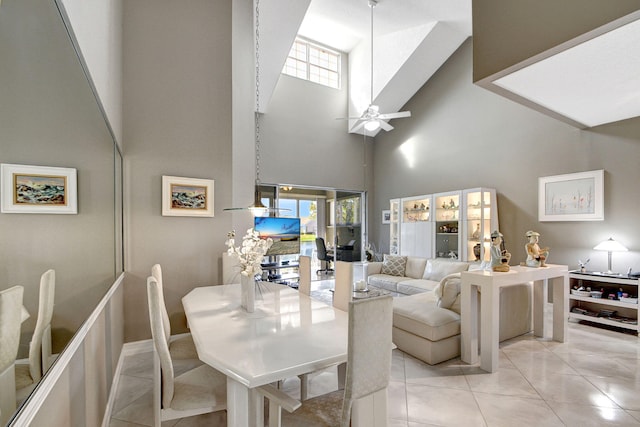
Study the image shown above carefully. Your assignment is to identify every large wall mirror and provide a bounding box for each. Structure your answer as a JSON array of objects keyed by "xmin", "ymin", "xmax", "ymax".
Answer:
[{"xmin": 0, "ymin": 0, "xmax": 123, "ymax": 423}]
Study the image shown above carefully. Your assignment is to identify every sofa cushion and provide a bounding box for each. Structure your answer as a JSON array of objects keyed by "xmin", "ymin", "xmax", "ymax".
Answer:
[
  {"xmin": 396, "ymin": 279, "xmax": 440, "ymax": 295},
  {"xmin": 368, "ymin": 274, "xmax": 405, "ymax": 293},
  {"xmin": 404, "ymin": 257, "xmax": 428, "ymax": 279},
  {"xmin": 422, "ymin": 259, "xmax": 469, "ymax": 281},
  {"xmin": 381, "ymin": 255, "xmax": 407, "ymax": 276},
  {"xmin": 433, "ymin": 273, "xmax": 462, "ymax": 313},
  {"xmin": 392, "ymin": 293, "xmax": 460, "ymax": 342}
]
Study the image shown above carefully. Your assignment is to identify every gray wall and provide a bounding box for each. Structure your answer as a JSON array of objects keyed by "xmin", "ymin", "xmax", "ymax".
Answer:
[
  {"xmin": 372, "ymin": 38, "xmax": 640, "ymax": 272},
  {"xmin": 260, "ymin": 67, "xmax": 368, "ymax": 191},
  {"xmin": 122, "ymin": 0, "xmax": 234, "ymax": 342}
]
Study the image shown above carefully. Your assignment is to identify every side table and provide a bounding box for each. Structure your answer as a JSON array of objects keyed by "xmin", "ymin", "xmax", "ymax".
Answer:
[{"xmin": 460, "ymin": 264, "xmax": 569, "ymax": 372}]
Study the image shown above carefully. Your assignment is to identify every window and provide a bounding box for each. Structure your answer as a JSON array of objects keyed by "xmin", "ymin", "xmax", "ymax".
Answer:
[
  {"xmin": 283, "ymin": 38, "xmax": 340, "ymax": 89},
  {"xmin": 336, "ymin": 196, "xmax": 361, "ymax": 225}
]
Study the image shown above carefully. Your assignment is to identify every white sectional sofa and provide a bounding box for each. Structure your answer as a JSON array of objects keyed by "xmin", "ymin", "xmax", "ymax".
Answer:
[
  {"xmin": 367, "ymin": 255, "xmax": 532, "ymax": 365},
  {"xmin": 367, "ymin": 256, "xmax": 470, "ymax": 295}
]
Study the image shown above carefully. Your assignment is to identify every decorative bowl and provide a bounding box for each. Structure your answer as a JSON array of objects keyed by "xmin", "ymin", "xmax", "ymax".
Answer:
[{"xmin": 571, "ymin": 289, "xmax": 591, "ymax": 297}]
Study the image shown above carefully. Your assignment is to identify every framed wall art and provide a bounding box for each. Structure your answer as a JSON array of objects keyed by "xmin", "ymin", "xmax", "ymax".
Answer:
[
  {"xmin": 538, "ymin": 169, "xmax": 604, "ymax": 221},
  {"xmin": 1, "ymin": 163, "xmax": 78, "ymax": 214},
  {"xmin": 162, "ymin": 175, "xmax": 214, "ymax": 217},
  {"xmin": 382, "ymin": 209, "xmax": 391, "ymax": 224}
]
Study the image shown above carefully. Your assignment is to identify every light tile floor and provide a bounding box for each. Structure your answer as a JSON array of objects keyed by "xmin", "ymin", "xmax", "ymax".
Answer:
[{"xmin": 110, "ymin": 279, "xmax": 640, "ymax": 427}]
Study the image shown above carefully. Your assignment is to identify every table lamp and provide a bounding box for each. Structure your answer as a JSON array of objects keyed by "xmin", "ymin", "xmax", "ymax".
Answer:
[{"xmin": 593, "ymin": 237, "xmax": 628, "ymax": 274}]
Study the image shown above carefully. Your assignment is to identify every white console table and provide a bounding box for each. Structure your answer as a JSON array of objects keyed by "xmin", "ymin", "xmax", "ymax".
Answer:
[{"xmin": 460, "ymin": 264, "xmax": 569, "ymax": 372}]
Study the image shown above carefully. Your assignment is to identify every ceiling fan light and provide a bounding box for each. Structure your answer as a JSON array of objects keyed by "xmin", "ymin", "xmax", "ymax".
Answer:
[{"xmin": 364, "ymin": 120, "xmax": 381, "ymax": 132}]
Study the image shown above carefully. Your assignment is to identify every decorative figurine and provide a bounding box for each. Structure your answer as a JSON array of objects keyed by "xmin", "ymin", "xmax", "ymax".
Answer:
[
  {"xmin": 490, "ymin": 230, "xmax": 511, "ymax": 272},
  {"xmin": 525, "ymin": 230, "xmax": 549, "ymax": 267},
  {"xmin": 578, "ymin": 258, "xmax": 590, "ymax": 273},
  {"xmin": 471, "ymin": 223, "xmax": 481, "ymax": 240},
  {"xmin": 473, "ymin": 243, "xmax": 481, "ymax": 260}
]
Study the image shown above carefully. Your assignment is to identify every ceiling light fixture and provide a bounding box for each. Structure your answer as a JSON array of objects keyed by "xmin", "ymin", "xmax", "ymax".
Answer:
[
  {"xmin": 224, "ymin": 0, "xmax": 287, "ymax": 216},
  {"xmin": 343, "ymin": 0, "xmax": 411, "ymax": 134}
]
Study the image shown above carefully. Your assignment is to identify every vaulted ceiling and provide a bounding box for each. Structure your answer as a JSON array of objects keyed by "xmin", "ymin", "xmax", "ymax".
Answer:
[
  {"xmin": 258, "ymin": 0, "xmax": 472, "ymax": 134},
  {"xmin": 258, "ymin": 0, "xmax": 640, "ymax": 132}
]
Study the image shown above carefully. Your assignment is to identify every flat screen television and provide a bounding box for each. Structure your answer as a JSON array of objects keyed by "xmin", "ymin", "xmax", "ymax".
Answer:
[{"xmin": 254, "ymin": 217, "xmax": 301, "ymax": 256}]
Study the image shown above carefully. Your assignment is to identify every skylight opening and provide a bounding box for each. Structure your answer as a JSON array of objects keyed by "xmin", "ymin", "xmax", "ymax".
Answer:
[{"xmin": 283, "ymin": 38, "xmax": 341, "ymax": 89}]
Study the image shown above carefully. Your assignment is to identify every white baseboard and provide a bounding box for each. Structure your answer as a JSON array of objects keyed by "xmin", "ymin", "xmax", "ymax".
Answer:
[
  {"xmin": 121, "ymin": 339, "xmax": 153, "ymax": 355},
  {"xmin": 101, "ymin": 339, "xmax": 154, "ymax": 426}
]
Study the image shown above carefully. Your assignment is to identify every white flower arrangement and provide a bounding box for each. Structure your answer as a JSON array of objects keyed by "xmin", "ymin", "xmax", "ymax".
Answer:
[{"xmin": 226, "ymin": 228, "xmax": 273, "ymax": 277}]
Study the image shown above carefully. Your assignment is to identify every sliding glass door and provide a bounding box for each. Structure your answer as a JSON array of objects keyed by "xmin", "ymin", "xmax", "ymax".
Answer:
[
  {"xmin": 259, "ymin": 184, "xmax": 366, "ymax": 263},
  {"xmin": 332, "ymin": 190, "xmax": 365, "ymax": 262}
]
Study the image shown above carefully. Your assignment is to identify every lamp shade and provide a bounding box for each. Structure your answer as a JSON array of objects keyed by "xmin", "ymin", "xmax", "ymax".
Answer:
[{"xmin": 593, "ymin": 237, "xmax": 628, "ymax": 252}]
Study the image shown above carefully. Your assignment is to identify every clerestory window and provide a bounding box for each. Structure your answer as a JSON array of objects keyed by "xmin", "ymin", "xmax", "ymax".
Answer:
[{"xmin": 282, "ymin": 38, "xmax": 340, "ymax": 89}]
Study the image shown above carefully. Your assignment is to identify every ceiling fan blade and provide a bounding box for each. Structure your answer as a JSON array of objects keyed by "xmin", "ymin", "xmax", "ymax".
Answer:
[
  {"xmin": 379, "ymin": 121, "xmax": 394, "ymax": 131},
  {"xmin": 378, "ymin": 111, "xmax": 411, "ymax": 120},
  {"xmin": 336, "ymin": 117, "xmax": 367, "ymax": 121}
]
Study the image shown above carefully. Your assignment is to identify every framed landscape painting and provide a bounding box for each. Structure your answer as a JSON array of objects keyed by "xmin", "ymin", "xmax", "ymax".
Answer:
[
  {"xmin": 162, "ymin": 175, "xmax": 214, "ymax": 217},
  {"xmin": 538, "ymin": 169, "xmax": 604, "ymax": 221},
  {"xmin": 1, "ymin": 163, "xmax": 78, "ymax": 214}
]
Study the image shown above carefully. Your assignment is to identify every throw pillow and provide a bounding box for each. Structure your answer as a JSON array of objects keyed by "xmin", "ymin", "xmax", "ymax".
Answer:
[
  {"xmin": 381, "ymin": 255, "xmax": 407, "ymax": 276},
  {"xmin": 433, "ymin": 273, "xmax": 462, "ymax": 311},
  {"xmin": 422, "ymin": 259, "xmax": 469, "ymax": 281}
]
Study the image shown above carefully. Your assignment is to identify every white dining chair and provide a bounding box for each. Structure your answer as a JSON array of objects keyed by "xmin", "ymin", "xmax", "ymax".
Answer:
[
  {"xmin": 15, "ymin": 269, "xmax": 55, "ymax": 402},
  {"xmin": 0, "ymin": 286, "xmax": 24, "ymax": 426},
  {"xmin": 298, "ymin": 260, "xmax": 351, "ymax": 401},
  {"xmin": 147, "ymin": 276, "xmax": 227, "ymax": 426},
  {"xmin": 298, "ymin": 255, "xmax": 311, "ymax": 296},
  {"xmin": 222, "ymin": 252, "xmax": 241, "ymax": 285},
  {"xmin": 150, "ymin": 264, "xmax": 200, "ymax": 360},
  {"xmin": 260, "ymin": 294, "xmax": 394, "ymax": 427},
  {"xmin": 333, "ymin": 261, "xmax": 352, "ymax": 312},
  {"xmin": 333, "ymin": 261, "xmax": 354, "ymax": 390}
]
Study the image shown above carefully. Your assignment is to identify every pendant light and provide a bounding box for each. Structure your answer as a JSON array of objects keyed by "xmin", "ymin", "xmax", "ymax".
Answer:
[{"xmin": 224, "ymin": 0, "xmax": 287, "ymax": 215}]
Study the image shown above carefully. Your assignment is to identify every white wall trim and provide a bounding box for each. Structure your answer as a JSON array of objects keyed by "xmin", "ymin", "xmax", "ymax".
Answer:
[
  {"xmin": 10, "ymin": 273, "xmax": 125, "ymax": 426},
  {"xmin": 120, "ymin": 339, "xmax": 153, "ymax": 356}
]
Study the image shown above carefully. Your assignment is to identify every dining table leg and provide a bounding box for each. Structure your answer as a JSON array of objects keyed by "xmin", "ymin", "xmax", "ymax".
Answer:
[{"xmin": 226, "ymin": 377, "xmax": 263, "ymax": 427}]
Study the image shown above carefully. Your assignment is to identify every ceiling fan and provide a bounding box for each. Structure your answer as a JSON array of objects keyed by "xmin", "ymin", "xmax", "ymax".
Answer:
[{"xmin": 341, "ymin": 0, "xmax": 411, "ymax": 133}]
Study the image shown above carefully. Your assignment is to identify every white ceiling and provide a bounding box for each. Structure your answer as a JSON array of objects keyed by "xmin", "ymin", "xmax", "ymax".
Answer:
[
  {"xmin": 298, "ymin": 0, "xmax": 471, "ymax": 52},
  {"xmin": 491, "ymin": 12, "xmax": 640, "ymax": 129},
  {"xmin": 258, "ymin": 0, "xmax": 472, "ymax": 134}
]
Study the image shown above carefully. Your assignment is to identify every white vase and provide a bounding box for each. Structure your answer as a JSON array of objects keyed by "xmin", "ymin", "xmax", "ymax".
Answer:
[{"xmin": 240, "ymin": 274, "xmax": 255, "ymax": 313}]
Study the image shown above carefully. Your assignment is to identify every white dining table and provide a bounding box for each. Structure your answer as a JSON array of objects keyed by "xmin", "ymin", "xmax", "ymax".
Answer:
[{"xmin": 182, "ymin": 282, "xmax": 350, "ymax": 427}]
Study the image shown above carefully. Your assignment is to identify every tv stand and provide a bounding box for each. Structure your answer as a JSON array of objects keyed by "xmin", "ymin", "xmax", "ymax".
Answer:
[{"xmin": 261, "ymin": 257, "xmax": 299, "ymax": 287}]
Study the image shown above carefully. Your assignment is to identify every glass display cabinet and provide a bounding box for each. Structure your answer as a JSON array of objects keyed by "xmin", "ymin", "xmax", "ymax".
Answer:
[
  {"xmin": 434, "ymin": 191, "xmax": 461, "ymax": 259},
  {"xmin": 463, "ymin": 188, "xmax": 498, "ymax": 262},
  {"xmin": 400, "ymin": 195, "xmax": 432, "ymax": 258},
  {"xmin": 389, "ymin": 198, "xmax": 400, "ymax": 255},
  {"xmin": 388, "ymin": 188, "xmax": 499, "ymax": 261}
]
